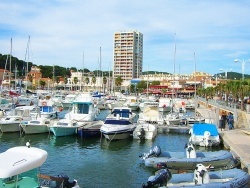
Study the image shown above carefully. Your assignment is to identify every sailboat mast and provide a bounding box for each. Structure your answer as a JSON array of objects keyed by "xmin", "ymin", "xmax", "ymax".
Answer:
[
  {"xmin": 194, "ymin": 52, "xmax": 197, "ymax": 116},
  {"xmin": 9, "ymin": 38, "xmax": 12, "ymax": 89},
  {"xmin": 25, "ymin": 36, "xmax": 30, "ymax": 91},
  {"xmin": 82, "ymin": 50, "xmax": 84, "ymax": 91}
]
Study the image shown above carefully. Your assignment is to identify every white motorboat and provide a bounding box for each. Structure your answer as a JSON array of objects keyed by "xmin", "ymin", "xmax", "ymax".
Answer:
[
  {"xmin": 64, "ymin": 93, "xmax": 98, "ymax": 122},
  {"xmin": 0, "ymin": 115, "xmax": 23, "ymax": 133},
  {"xmin": 0, "ymin": 105, "xmax": 42, "ymax": 133},
  {"xmin": 142, "ymin": 163, "xmax": 250, "ymax": 188},
  {"xmin": 51, "ymin": 93, "xmax": 65, "ymax": 107},
  {"xmin": 0, "ymin": 144, "xmax": 79, "ymax": 188},
  {"xmin": 20, "ymin": 118, "xmax": 52, "ymax": 134},
  {"xmin": 189, "ymin": 123, "xmax": 221, "ymax": 147},
  {"xmin": 100, "ymin": 107, "xmax": 136, "ymax": 140},
  {"xmin": 158, "ymin": 98, "xmax": 172, "ymax": 113},
  {"xmin": 0, "ymin": 145, "xmax": 48, "ymax": 188},
  {"xmin": 164, "ymin": 112, "xmax": 181, "ymax": 126},
  {"xmin": 38, "ymin": 99, "xmax": 58, "ymax": 119},
  {"xmin": 138, "ymin": 101, "xmax": 164, "ymax": 125},
  {"xmin": 61, "ymin": 94, "xmax": 76, "ymax": 108},
  {"xmin": 124, "ymin": 96, "xmax": 139, "ymax": 111},
  {"xmin": 49, "ymin": 118, "xmax": 83, "ymax": 137},
  {"xmin": 133, "ymin": 122, "xmax": 157, "ymax": 140}
]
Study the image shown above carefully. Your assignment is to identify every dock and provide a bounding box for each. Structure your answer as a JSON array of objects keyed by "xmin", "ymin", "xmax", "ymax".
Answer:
[
  {"xmin": 158, "ymin": 125, "xmax": 190, "ymax": 134},
  {"xmin": 197, "ymin": 101, "xmax": 250, "ymax": 173}
]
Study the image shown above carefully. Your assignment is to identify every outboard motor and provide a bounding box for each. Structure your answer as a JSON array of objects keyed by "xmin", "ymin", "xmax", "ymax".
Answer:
[
  {"xmin": 138, "ymin": 128, "xmax": 146, "ymax": 140},
  {"xmin": 194, "ymin": 164, "xmax": 210, "ymax": 185},
  {"xmin": 139, "ymin": 145, "xmax": 161, "ymax": 160},
  {"xmin": 57, "ymin": 173, "xmax": 78, "ymax": 188},
  {"xmin": 185, "ymin": 142, "xmax": 196, "ymax": 158},
  {"xmin": 142, "ymin": 169, "xmax": 172, "ymax": 188},
  {"xmin": 203, "ymin": 131, "xmax": 211, "ymax": 147}
]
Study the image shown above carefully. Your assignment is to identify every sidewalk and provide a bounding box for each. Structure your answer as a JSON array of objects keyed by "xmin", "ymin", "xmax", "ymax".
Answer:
[{"xmin": 196, "ymin": 103, "xmax": 250, "ymax": 173}]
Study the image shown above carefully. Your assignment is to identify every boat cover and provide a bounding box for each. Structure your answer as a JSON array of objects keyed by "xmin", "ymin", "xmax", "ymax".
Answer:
[
  {"xmin": 192, "ymin": 123, "xmax": 218, "ymax": 136},
  {"xmin": 0, "ymin": 146, "xmax": 47, "ymax": 178}
]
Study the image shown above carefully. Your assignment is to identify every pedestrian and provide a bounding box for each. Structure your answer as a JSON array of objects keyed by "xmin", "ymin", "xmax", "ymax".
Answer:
[
  {"xmin": 227, "ymin": 112, "xmax": 234, "ymax": 130},
  {"xmin": 220, "ymin": 112, "xmax": 227, "ymax": 131}
]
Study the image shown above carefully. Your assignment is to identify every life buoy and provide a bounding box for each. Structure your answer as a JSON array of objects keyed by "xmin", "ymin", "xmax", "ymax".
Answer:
[
  {"xmin": 42, "ymin": 101, "xmax": 47, "ymax": 106},
  {"xmin": 59, "ymin": 107, "xmax": 63, "ymax": 112}
]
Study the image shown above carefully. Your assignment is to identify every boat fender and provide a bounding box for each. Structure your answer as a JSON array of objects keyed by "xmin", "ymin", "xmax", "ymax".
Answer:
[
  {"xmin": 194, "ymin": 164, "xmax": 210, "ymax": 185},
  {"xmin": 142, "ymin": 169, "xmax": 172, "ymax": 188}
]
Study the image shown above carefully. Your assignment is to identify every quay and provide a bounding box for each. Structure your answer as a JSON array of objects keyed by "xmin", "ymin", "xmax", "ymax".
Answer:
[{"xmin": 197, "ymin": 100, "xmax": 250, "ymax": 173}]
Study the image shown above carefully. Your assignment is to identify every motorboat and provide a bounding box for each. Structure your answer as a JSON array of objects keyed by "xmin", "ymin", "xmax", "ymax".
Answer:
[
  {"xmin": 0, "ymin": 145, "xmax": 47, "ymax": 188},
  {"xmin": 49, "ymin": 118, "xmax": 83, "ymax": 137},
  {"xmin": 77, "ymin": 120, "xmax": 104, "ymax": 138},
  {"xmin": 139, "ymin": 143, "xmax": 240, "ymax": 172},
  {"xmin": 20, "ymin": 118, "xmax": 52, "ymax": 134},
  {"xmin": 61, "ymin": 94, "xmax": 76, "ymax": 108},
  {"xmin": 64, "ymin": 93, "xmax": 98, "ymax": 122},
  {"xmin": 38, "ymin": 99, "xmax": 58, "ymax": 119},
  {"xmin": 0, "ymin": 144, "xmax": 79, "ymax": 188},
  {"xmin": 133, "ymin": 122, "xmax": 157, "ymax": 140},
  {"xmin": 0, "ymin": 106, "xmax": 38, "ymax": 133},
  {"xmin": 189, "ymin": 123, "xmax": 221, "ymax": 147},
  {"xmin": 138, "ymin": 101, "xmax": 164, "ymax": 125},
  {"xmin": 158, "ymin": 98, "xmax": 172, "ymax": 113},
  {"xmin": 100, "ymin": 107, "xmax": 136, "ymax": 140},
  {"xmin": 51, "ymin": 93, "xmax": 65, "ymax": 107},
  {"xmin": 164, "ymin": 112, "xmax": 181, "ymax": 126},
  {"xmin": 92, "ymin": 93, "xmax": 106, "ymax": 110},
  {"xmin": 124, "ymin": 96, "xmax": 139, "ymax": 111},
  {"xmin": 184, "ymin": 114, "xmax": 206, "ymax": 126},
  {"xmin": 142, "ymin": 163, "xmax": 250, "ymax": 188}
]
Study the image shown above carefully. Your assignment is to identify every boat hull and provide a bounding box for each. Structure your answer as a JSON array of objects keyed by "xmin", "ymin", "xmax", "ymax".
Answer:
[
  {"xmin": 133, "ymin": 123, "xmax": 157, "ymax": 140},
  {"xmin": 143, "ymin": 150, "xmax": 239, "ymax": 172},
  {"xmin": 0, "ymin": 123, "xmax": 21, "ymax": 133},
  {"xmin": 50, "ymin": 127, "xmax": 78, "ymax": 137},
  {"xmin": 102, "ymin": 130, "xmax": 134, "ymax": 140},
  {"xmin": 21, "ymin": 124, "xmax": 49, "ymax": 134}
]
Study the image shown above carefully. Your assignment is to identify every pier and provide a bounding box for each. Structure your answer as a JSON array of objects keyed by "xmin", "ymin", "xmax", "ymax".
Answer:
[{"xmin": 197, "ymin": 101, "xmax": 250, "ymax": 173}]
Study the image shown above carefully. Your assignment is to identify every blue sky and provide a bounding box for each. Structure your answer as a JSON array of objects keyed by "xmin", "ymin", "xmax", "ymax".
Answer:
[{"xmin": 1, "ymin": 0, "xmax": 250, "ymax": 76}]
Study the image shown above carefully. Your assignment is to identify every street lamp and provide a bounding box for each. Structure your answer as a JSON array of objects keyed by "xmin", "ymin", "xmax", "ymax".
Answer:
[
  {"xmin": 234, "ymin": 59, "xmax": 250, "ymax": 80},
  {"xmin": 219, "ymin": 68, "xmax": 232, "ymax": 79}
]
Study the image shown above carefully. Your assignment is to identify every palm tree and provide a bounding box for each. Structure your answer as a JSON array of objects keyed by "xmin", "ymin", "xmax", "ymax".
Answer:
[
  {"xmin": 73, "ymin": 77, "xmax": 78, "ymax": 90},
  {"xmin": 64, "ymin": 77, "xmax": 68, "ymax": 90},
  {"xmin": 85, "ymin": 77, "xmax": 89, "ymax": 91},
  {"xmin": 103, "ymin": 76, "xmax": 107, "ymax": 93},
  {"xmin": 92, "ymin": 76, "xmax": 96, "ymax": 90},
  {"xmin": 115, "ymin": 76, "xmax": 123, "ymax": 91}
]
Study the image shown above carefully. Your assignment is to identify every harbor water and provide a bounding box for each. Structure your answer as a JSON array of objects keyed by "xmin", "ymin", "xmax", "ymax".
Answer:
[{"xmin": 0, "ymin": 109, "xmax": 222, "ymax": 188}]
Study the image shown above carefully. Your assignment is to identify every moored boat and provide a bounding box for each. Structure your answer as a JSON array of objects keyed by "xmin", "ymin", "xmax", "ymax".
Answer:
[
  {"xmin": 100, "ymin": 107, "xmax": 136, "ymax": 140},
  {"xmin": 139, "ymin": 143, "xmax": 240, "ymax": 172},
  {"xmin": 77, "ymin": 120, "xmax": 104, "ymax": 138},
  {"xmin": 20, "ymin": 118, "xmax": 52, "ymax": 134},
  {"xmin": 133, "ymin": 122, "xmax": 157, "ymax": 140},
  {"xmin": 189, "ymin": 123, "xmax": 221, "ymax": 147},
  {"xmin": 142, "ymin": 163, "xmax": 250, "ymax": 188}
]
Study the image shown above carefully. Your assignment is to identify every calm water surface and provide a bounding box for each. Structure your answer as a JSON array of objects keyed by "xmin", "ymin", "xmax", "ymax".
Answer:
[{"xmin": 0, "ymin": 109, "xmax": 219, "ymax": 188}]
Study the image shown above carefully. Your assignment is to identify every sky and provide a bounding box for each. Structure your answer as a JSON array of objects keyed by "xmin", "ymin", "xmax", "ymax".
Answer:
[{"xmin": 1, "ymin": 0, "xmax": 250, "ymax": 76}]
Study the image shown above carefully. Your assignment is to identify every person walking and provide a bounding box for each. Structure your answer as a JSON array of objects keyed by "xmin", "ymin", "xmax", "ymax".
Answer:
[
  {"xmin": 220, "ymin": 112, "xmax": 227, "ymax": 131},
  {"xmin": 227, "ymin": 112, "xmax": 234, "ymax": 130}
]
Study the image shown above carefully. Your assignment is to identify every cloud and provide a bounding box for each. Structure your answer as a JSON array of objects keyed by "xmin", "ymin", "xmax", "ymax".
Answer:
[{"xmin": 0, "ymin": 0, "xmax": 250, "ymax": 75}]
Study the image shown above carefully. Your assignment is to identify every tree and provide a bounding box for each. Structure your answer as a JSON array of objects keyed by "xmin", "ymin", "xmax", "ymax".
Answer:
[
  {"xmin": 40, "ymin": 80, "xmax": 46, "ymax": 89},
  {"xmin": 130, "ymin": 84, "xmax": 135, "ymax": 93},
  {"xmin": 115, "ymin": 76, "xmax": 123, "ymax": 91},
  {"xmin": 73, "ymin": 77, "xmax": 78, "ymax": 90},
  {"xmin": 85, "ymin": 77, "xmax": 89, "ymax": 91},
  {"xmin": 103, "ymin": 76, "xmax": 107, "ymax": 93},
  {"xmin": 151, "ymin": 80, "xmax": 160, "ymax": 86},
  {"xmin": 92, "ymin": 76, "xmax": 96, "ymax": 90},
  {"xmin": 136, "ymin": 81, "xmax": 147, "ymax": 93}
]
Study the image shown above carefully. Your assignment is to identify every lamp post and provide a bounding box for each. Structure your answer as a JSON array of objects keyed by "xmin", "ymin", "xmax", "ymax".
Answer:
[
  {"xmin": 219, "ymin": 68, "xmax": 232, "ymax": 80},
  {"xmin": 234, "ymin": 59, "xmax": 250, "ymax": 80}
]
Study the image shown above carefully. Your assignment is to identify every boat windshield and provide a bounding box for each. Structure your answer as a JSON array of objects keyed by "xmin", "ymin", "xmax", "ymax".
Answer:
[{"xmin": 105, "ymin": 119, "xmax": 131, "ymax": 125}]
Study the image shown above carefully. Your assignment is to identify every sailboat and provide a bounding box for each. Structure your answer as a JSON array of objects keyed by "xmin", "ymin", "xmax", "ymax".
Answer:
[{"xmin": 183, "ymin": 52, "xmax": 205, "ymax": 126}]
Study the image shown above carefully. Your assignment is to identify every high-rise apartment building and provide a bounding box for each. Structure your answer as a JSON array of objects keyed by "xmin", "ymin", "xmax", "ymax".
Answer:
[{"xmin": 113, "ymin": 31, "xmax": 143, "ymax": 81}]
